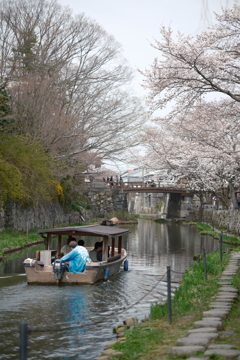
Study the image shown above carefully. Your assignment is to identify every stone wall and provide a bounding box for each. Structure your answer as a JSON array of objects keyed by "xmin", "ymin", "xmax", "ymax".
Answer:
[
  {"xmin": 86, "ymin": 190, "xmax": 114, "ymax": 217},
  {"xmin": 84, "ymin": 180, "xmax": 128, "ymax": 216},
  {"xmin": 0, "ymin": 181, "xmax": 128, "ymax": 231},
  {"xmin": 192, "ymin": 208, "xmax": 240, "ymax": 234},
  {"xmin": 2, "ymin": 201, "xmax": 83, "ymax": 231},
  {"xmin": 6, "ymin": 179, "xmax": 239, "ymax": 232}
]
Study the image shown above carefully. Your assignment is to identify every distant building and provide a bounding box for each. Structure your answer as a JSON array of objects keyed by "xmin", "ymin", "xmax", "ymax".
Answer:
[
  {"xmin": 120, "ymin": 168, "xmax": 143, "ymax": 182},
  {"xmin": 120, "ymin": 168, "xmax": 178, "ymax": 186}
]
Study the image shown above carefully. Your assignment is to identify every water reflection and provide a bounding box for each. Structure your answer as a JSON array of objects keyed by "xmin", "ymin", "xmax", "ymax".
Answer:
[
  {"xmin": 124, "ymin": 221, "xmax": 220, "ymax": 277},
  {"xmin": 0, "ymin": 220, "xmax": 226, "ymax": 360}
]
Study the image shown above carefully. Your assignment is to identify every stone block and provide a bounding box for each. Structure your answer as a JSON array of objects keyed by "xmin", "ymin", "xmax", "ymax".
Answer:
[
  {"xmin": 202, "ymin": 309, "xmax": 229, "ymax": 318},
  {"xmin": 188, "ymin": 327, "xmax": 217, "ymax": 334},
  {"xmin": 208, "ymin": 344, "xmax": 237, "ymax": 349},
  {"xmin": 113, "ymin": 325, "xmax": 126, "ymax": 334},
  {"xmin": 180, "ymin": 210, "xmax": 189, "ymax": 218},
  {"xmin": 204, "ymin": 349, "xmax": 240, "ymax": 358},
  {"xmin": 193, "ymin": 319, "xmax": 222, "ymax": 330},
  {"xmin": 177, "ymin": 336, "xmax": 209, "ymax": 346},
  {"xmin": 123, "ymin": 317, "xmax": 135, "ymax": 328},
  {"xmin": 219, "ymin": 286, "xmax": 238, "ymax": 293},
  {"xmin": 188, "ymin": 332, "xmax": 218, "ymax": 340},
  {"xmin": 101, "ymin": 349, "xmax": 122, "ymax": 356},
  {"xmin": 171, "ymin": 345, "xmax": 205, "ymax": 355}
]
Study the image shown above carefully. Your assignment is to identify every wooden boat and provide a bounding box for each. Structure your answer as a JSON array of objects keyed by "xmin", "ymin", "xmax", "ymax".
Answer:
[{"xmin": 23, "ymin": 224, "xmax": 129, "ymax": 285}]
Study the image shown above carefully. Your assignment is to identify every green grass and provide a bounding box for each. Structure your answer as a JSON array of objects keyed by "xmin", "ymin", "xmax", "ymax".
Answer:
[
  {"xmin": 149, "ymin": 250, "xmax": 229, "ymax": 320},
  {"xmin": 67, "ymin": 222, "xmax": 85, "ymax": 227},
  {"xmin": 0, "ymin": 228, "xmax": 41, "ymax": 255},
  {"xmin": 109, "ymin": 250, "xmax": 232, "ymax": 360},
  {"xmin": 0, "ymin": 243, "xmax": 45, "ymax": 264},
  {"xmin": 196, "ymin": 222, "xmax": 240, "ymax": 245},
  {"xmin": 0, "ymin": 221, "xmax": 88, "ymax": 259}
]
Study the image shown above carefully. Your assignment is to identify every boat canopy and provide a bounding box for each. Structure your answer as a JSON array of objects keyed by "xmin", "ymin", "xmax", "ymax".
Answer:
[
  {"xmin": 38, "ymin": 225, "xmax": 130, "ymax": 261},
  {"xmin": 38, "ymin": 224, "xmax": 130, "ymax": 237}
]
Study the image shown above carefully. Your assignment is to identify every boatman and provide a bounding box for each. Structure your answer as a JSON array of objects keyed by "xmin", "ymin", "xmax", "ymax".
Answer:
[{"xmin": 60, "ymin": 241, "xmax": 90, "ymax": 273}]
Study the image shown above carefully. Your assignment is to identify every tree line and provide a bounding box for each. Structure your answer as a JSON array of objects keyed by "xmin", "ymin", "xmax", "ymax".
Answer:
[
  {"xmin": 0, "ymin": 0, "xmax": 145, "ymax": 206},
  {"xmin": 135, "ymin": 4, "xmax": 240, "ymax": 209}
]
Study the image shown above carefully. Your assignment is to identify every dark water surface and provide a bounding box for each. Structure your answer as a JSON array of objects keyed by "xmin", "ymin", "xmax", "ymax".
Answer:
[{"xmin": 0, "ymin": 220, "xmax": 224, "ymax": 360}]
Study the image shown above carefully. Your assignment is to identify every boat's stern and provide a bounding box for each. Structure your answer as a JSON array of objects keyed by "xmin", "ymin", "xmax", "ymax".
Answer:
[{"xmin": 23, "ymin": 258, "xmax": 55, "ymax": 284}]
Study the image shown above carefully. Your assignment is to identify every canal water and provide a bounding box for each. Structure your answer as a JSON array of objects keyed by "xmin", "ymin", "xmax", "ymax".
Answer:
[{"xmin": 0, "ymin": 219, "xmax": 224, "ymax": 360}]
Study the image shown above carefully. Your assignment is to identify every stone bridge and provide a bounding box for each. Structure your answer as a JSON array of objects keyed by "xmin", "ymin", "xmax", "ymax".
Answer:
[{"xmin": 84, "ymin": 180, "xmax": 196, "ymax": 219}]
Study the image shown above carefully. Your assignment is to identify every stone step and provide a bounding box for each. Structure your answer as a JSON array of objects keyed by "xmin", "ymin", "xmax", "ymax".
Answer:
[
  {"xmin": 193, "ymin": 318, "xmax": 222, "ymax": 330},
  {"xmin": 202, "ymin": 309, "xmax": 229, "ymax": 318},
  {"xmin": 204, "ymin": 348, "xmax": 240, "ymax": 358},
  {"xmin": 171, "ymin": 345, "xmax": 205, "ymax": 355},
  {"xmin": 177, "ymin": 336, "xmax": 210, "ymax": 346}
]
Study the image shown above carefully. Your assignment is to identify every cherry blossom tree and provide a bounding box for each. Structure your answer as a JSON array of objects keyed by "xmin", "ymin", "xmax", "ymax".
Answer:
[
  {"xmin": 138, "ymin": 5, "xmax": 240, "ymax": 209},
  {"xmin": 136, "ymin": 99, "xmax": 240, "ymax": 208},
  {"xmin": 141, "ymin": 5, "xmax": 240, "ymax": 116}
]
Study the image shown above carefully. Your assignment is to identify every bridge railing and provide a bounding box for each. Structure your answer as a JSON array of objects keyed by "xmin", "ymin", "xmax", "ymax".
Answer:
[{"xmin": 104, "ymin": 181, "xmax": 188, "ymax": 190}]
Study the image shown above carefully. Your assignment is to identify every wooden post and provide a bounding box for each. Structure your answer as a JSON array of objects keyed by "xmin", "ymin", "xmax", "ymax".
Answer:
[
  {"xmin": 167, "ymin": 265, "xmax": 172, "ymax": 323},
  {"xmin": 57, "ymin": 235, "xmax": 62, "ymax": 258},
  {"xmin": 102, "ymin": 235, "xmax": 108, "ymax": 261},
  {"xmin": 19, "ymin": 322, "xmax": 28, "ymax": 360},
  {"xmin": 111, "ymin": 237, "xmax": 115, "ymax": 256},
  {"xmin": 47, "ymin": 233, "xmax": 51, "ymax": 250},
  {"xmin": 118, "ymin": 236, "xmax": 122, "ymax": 254}
]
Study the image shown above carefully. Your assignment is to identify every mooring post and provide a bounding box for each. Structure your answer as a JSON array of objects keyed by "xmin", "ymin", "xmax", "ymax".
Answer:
[
  {"xmin": 219, "ymin": 231, "xmax": 223, "ymax": 262},
  {"xmin": 167, "ymin": 265, "xmax": 172, "ymax": 323},
  {"xmin": 202, "ymin": 246, "xmax": 207, "ymax": 280},
  {"xmin": 19, "ymin": 322, "xmax": 27, "ymax": 360}
]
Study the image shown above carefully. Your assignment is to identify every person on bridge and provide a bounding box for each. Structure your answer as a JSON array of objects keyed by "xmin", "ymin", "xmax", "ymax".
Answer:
[{"xmin": 61, "ymin": 241, "xmax": 90, "ymax": 273}]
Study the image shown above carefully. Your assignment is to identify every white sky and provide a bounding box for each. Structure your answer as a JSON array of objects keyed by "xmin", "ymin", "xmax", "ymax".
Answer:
[
  {"xmin": 57, "ymin": 0, "xmax": 237, "ymax": 172},
  {"xmin": 57, "ymin": 0, "xmax": 235, "ymax": 96}
]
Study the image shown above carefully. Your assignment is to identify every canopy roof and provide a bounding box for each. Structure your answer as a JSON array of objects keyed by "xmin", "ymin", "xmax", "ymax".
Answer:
[{"xmin": 38, "ymin": 224, "xmax": 130, "ymax": 238}]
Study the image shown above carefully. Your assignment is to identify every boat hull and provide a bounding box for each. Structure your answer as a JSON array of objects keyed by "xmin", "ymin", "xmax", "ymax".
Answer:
[{"xmin": 23, "ymin": 249, "xmax": 127, "ymax": 285}]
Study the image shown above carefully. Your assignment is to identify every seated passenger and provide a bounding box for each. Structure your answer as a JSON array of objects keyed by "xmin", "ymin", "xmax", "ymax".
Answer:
[
  {"xmin": 89, "ymin": 242, "xmax": 102, "ymax": 262},
  {"xmin": 61, "ymin": 241, "xmax": 90, "ymax": 273},
  {"xmin": 78, "ymin": 239, "xmax": 85, "ymax": 247},
  {"xmin": 61, "ymin": 236, "xmax": 76, "ymax": 256}
]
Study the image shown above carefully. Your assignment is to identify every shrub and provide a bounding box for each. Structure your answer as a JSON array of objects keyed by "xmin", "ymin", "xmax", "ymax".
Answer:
[{"xmin": 0, "ymin": 134, "xmax": 56, "ymax": 205}]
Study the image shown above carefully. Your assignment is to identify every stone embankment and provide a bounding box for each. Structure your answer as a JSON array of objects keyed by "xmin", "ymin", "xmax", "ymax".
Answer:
[
  {"xmin": 0, "ymin": 180, "xmax": 128, "ymax": 231},
  {"xmin": 96, "ymin": 318, "xmax": 135, "ymax": 360},
  {"xmin": 192, "ymin": 208, "xmax": 240, "ymax": 234}
]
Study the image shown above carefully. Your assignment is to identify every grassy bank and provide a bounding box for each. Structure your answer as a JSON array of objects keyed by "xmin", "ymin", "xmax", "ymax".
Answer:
[
  {"xmin": 196, "ymin": 222, "xmax": 240, "ymax": 246},
  {"xmin": 0, "ymin": 229, "xmax": 41, "ymax": 256},
  {"xmin": 0, "ymin": 222, "xmax": 85, "ymax": 257},
  {"xmin": 0, "ymin": 213, "xmax": 136, "ymax": 258},
  {"xmin": 109, "ymin": 249, "xmax": 240, "ymax": 360}
]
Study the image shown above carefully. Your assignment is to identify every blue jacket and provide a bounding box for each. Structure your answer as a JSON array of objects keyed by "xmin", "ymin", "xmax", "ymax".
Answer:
[{"xmin": 61, "ymin": 246, "xmax": 90, "ymax": 273}]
